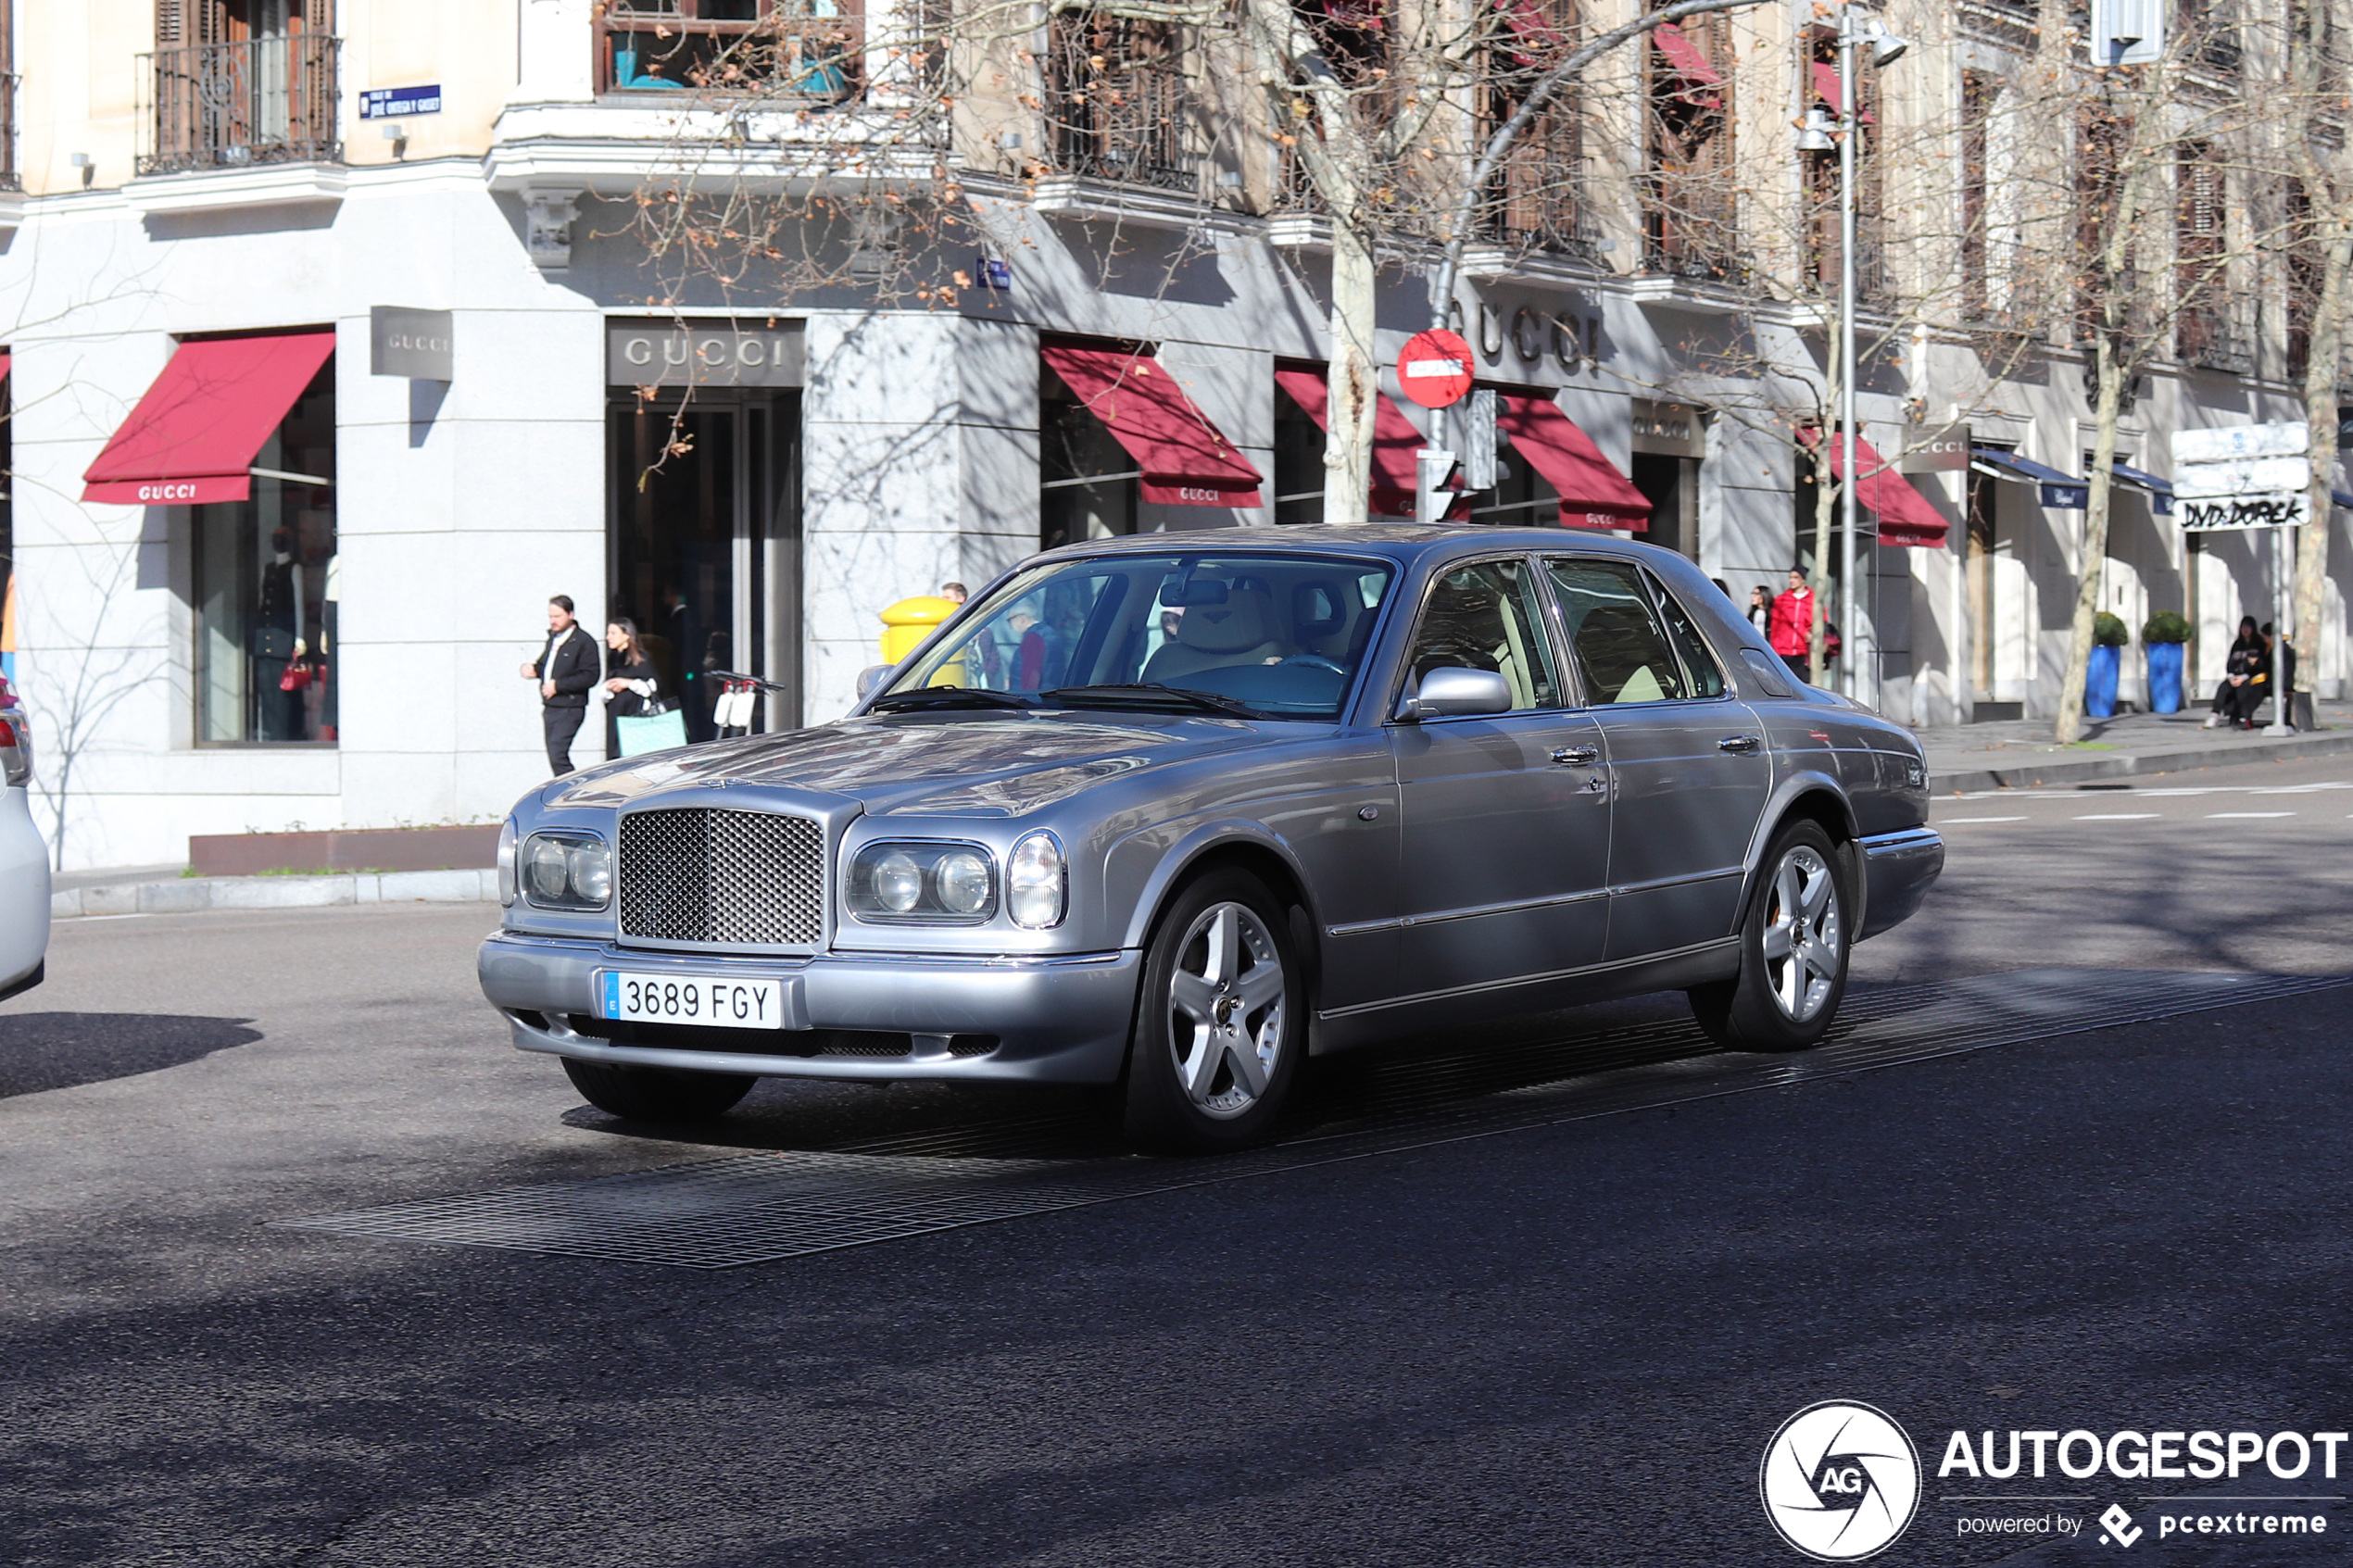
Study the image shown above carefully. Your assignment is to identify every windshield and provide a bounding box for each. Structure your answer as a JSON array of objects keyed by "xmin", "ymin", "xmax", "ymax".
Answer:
[{"xmin": 881, "ymin": 551, "xmax": 1396, "ymax": 720}]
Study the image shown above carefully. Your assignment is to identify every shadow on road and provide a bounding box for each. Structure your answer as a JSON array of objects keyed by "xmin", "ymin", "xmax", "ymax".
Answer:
[{"xmin": 0, "ymin": 1012, "xmax": 263, "ymax": 1098}]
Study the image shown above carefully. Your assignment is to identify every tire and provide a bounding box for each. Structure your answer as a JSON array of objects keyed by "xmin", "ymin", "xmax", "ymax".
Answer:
[
  {"xmin": 1121, "ymin": 868, "xmax": 1304, "ymax": 1154},
  {"xmin": 1687, "ymin": 820, "xmax": 1852, "ymax": 1053},
  {"xmin": 561, "ymin": 1058, "xmax": 756, "ymax": 1123}
]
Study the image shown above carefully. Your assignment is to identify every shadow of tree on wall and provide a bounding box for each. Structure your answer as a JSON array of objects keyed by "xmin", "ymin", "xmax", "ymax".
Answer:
[{"xmin": 0, "ymin": 1013, "xmax": 262, "ymax": 1099}]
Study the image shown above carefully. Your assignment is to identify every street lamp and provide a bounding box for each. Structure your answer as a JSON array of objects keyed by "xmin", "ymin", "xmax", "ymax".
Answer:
[{"xmin": 1831, "ymin": 6, "xmax": 1906, "ymax": 701}]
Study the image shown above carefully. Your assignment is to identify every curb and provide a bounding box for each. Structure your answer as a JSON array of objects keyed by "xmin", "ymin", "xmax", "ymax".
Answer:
[
  {"xmin": 53, "ymin": 867, "xmax": 497, "ymax": 919},
  {"xmin": 1929, "ymin": 729, "xmax": 2353, "ymax": 794}
]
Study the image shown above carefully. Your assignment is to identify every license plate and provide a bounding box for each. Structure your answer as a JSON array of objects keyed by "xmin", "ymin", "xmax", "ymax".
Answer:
[{"xmin": 598, "ymin": 972, "xmax": 785, "ymax": 1030}]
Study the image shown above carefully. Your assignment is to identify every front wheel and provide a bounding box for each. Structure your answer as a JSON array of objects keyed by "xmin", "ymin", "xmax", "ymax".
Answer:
[
  {"xmin": 1687, "ymin": 820, "xmax": 1852, "ymax": 1052},
  {"xmin": 1122, "ymin": 869, "xmax": 1303, "ymax": 1154},
  {"xmin": 561, "ymin": 1058, "xmax": 756, "ymax": 1123}
]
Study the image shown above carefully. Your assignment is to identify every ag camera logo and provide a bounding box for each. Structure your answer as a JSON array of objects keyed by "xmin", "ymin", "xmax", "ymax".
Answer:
[{"xmin": 1761, "ymin": 1401, "xmax": 1922, "ymax": 1561}]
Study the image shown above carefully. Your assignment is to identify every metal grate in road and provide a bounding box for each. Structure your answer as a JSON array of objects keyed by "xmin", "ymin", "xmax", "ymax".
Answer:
[{"xmin": 277, "ymin": 968, "xmax": 2346, "ymax": 1269}]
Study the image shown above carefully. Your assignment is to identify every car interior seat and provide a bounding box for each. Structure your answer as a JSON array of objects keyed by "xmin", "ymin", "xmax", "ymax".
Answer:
[
  {"xmin": 1141, "ymin": 584, "xmax": 1283, "ymax": 684},
  {"xmin": 1574, "ymin": 605, "xmax": 1679, "ymax": 703}
]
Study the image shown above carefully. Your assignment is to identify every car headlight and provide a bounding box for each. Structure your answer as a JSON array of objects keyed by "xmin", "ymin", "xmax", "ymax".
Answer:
[
  {"xmin": 497, "ymin": 818, "xmax": 519, "ymax": 907},
  {"xmin": 847, "ymin": 841, "xmax": 997, "ymax": 922},
  {"xmin": 1006, "ymin": 832, "xmax": 1065, "ymax": 930},
  {"xmin": 520, "ymin": 831, "xmax": 610, "ymax": 910}
]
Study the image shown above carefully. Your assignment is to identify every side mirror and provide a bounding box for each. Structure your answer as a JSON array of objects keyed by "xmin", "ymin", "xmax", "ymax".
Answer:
[
  {"xmin": 854, "ymin": 665, "xmax": 892, "ymax": 701},
  {"xmin": 1397, "ymin": 666, "xmax": 1513, "ymax": 721}
]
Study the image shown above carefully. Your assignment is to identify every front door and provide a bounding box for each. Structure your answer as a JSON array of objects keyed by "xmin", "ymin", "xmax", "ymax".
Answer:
[
  {"xmin": 1389, "ymin": 556, "xmax": 1613, "ymax": 1000},
  {"xmin": 609, "ymin": 394, "xmax": 802, "ymax": 738},
  {"xmin": 1542, "ymin": 556, "xmax": 1771, "ymax": 961}
]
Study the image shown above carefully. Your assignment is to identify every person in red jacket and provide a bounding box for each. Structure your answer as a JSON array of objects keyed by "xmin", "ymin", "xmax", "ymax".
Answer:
[{"xmin": 1768, "ymin": 568, "xmax": 1818, "ymax": 680}]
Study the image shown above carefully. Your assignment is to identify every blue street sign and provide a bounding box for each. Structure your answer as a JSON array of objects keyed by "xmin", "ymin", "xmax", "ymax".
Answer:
[
  {"xmin": 978, "ymin": 257, "xmax": 1012, "ymax": 291},
  {"xmin": 360, "ymin": 84, "xmax": 443, "ymax": 119}
]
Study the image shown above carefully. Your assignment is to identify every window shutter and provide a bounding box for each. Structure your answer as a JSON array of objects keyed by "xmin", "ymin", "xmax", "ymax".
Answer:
[
  {"xmin": 157, "ymin": 0, "xmax": 184, "ymax": 44},
  {"xmin": 303, "ymin": 0, "xmax": 334, "ymax": 33}
]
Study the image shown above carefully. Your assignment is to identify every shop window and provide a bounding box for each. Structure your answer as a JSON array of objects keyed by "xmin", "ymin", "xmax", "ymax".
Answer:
[
  {"xmin": 193, "ymin": 365, "xmax": 335, "ymax": 744},
  {"xmin": 1039, "ymin": 365, "xmax": 1139, "ymax": 552},
  {"xmin": 597, "ymin": 0, "xmax": 862, "ymax": 99},
  {"xmin": 1273, "ymin": 385, "xmax": 1326, "ymax": 526}
]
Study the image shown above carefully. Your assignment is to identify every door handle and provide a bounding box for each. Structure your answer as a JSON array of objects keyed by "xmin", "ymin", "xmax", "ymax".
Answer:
[
  {"xmin": 1551, "ymin": 745, "xmax": 1600, "ymax": 766},
  {"xmin": 1718, "ymin": 734, "xmax": 1763, "ymax": 755}
]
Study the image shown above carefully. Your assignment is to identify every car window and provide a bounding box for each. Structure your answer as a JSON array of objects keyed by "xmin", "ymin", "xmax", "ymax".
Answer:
[
  {"xmin": 1402, "ymin": 558, "xmax": 1561, "ymax": 710},
  {"xmin": 1643, "ymin": 570, "xmax": 1727, "ymax": 698},
  {"xmin": 885, "ymin": 552, "xmax": 1394, "ymax": 719},
  {"xmin": 1542, "ymin": 558, "xmax": 1689, "ymax": 705}
]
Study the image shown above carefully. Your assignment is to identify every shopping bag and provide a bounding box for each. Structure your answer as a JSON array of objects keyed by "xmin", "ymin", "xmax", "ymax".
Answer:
[{"xmin": 615, "ymin": 710, "xmax": 688, "ymax": 757}]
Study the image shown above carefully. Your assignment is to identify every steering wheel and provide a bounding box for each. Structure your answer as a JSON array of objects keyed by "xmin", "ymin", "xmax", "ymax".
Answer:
[{"xmin": 1280, "ymin": 654, "xmax": 1347, "ymax": 675}]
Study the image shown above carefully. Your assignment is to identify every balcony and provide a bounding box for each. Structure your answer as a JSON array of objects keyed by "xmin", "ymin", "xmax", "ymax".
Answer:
[
  {"xmin": 596, "ymin": 0, "xmax": 863, "ymax": 102},
  {"xmin": 1043, "ymin": 12, "xmax": 1197, "ymax": 196},
  {"xmin": 137, "ymin": 35, "xmax": 341, "ymax": 178},
  {"xmin": 2178, "ymin": 307, "xmax": 2253, "ymax": 376}
]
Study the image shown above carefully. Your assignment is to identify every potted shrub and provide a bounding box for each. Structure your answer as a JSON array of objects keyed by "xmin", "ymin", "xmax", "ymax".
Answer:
[
  {"xmin": 2142, "ymin": 609, "xmax": 2191, "ymax": 715},
  {"xmin": 2086, "ymin": 612, "xmax": 2130, "ymax": 718}
]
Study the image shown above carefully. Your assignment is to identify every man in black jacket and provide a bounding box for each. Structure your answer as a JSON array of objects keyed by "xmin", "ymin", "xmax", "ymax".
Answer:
[{"xmin": 522, "ymin": 596, "xmax": 601, "ymax": 774}]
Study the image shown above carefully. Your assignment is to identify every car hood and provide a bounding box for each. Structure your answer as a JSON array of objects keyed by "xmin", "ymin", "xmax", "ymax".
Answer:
[{"xmin": 545, "ymin": 711, "xmax": 1290, "ymax": 818}]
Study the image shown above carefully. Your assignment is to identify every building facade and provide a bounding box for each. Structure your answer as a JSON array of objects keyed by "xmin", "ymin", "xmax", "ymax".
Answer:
[{"xmin": 0, "ymin": 0, "xmax": 2345, "ymax": 869}]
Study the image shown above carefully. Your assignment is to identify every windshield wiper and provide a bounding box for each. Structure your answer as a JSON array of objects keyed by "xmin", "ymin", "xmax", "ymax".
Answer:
[
  {"xmin": 1042, "ymin": 684, "xmax": 1267, "ymax": 720},
  {"xmin": 866, "ymin": 687, "xmax": 1034, "ymax": 713}
]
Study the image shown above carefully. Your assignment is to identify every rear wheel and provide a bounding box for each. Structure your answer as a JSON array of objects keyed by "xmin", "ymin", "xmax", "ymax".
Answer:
[
  {"xmin": 561, "ymin": 1058, "xmax": 756, "ymax": 1123},
  {"xmin": 1122, "ymin": 869, "xmax": 1303, "ymax": 1154},
  {"xmin": 1687, "ymin": 820, "xmax": 1851, "ymax": 1053}
]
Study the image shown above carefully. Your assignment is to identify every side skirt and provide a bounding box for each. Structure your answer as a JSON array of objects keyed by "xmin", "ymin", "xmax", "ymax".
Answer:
[{"xmin": 1310, "ymin": 937, "xmax": 1741, "ymax": 1055}]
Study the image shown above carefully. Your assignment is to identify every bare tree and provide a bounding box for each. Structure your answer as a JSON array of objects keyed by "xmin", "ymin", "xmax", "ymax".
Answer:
[{"xmin": 2281, "ymin": 0, "xmax": 2353, "ymax": 681}]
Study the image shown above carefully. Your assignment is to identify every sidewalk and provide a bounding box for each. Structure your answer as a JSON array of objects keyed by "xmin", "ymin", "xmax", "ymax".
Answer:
[
  {"xmin": 1918, "ymin": 700, "xmax": 2353, "ymax": 793},
  {"xmin": 51, "ymin": 866, "xmax": 498, "ymax": 920}
]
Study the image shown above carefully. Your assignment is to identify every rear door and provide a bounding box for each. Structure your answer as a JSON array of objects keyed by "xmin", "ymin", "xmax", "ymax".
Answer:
[
  {"xmin": 1387, "ymin": 556, "xmax": 1613, "ymax": 998},
  {"xmin": 1541, "ymin": 557, "xmax": 1771, "ymax": 961}
]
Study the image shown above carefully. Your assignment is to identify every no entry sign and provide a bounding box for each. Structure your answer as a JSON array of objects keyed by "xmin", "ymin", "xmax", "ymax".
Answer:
[{"xmin": 1397, "ymin": 330, "xmax": 1475, "ymax": 408}]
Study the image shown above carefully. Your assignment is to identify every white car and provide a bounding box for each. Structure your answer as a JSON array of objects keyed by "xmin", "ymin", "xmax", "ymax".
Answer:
[{"xmin": 0, "ymin": 681, "xmax": 48, "ymax": 998}]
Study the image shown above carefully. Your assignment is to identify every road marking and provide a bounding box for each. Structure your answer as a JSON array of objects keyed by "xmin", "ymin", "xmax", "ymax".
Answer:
[
  {"xmin": 2207, "ymin": 810, "xmax": 2295, "ymax": 818},
  {"xmin": 2075, "ymin": 813, "xmax": 2159, "ymax": 821},
  {"xmin": 1941, "ymin": 815, "xmax": 2027, "ymax": 822}
]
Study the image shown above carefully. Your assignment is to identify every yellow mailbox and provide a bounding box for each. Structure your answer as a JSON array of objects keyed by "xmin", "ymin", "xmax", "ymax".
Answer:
[{"xmin": 879, "ymin": 596, "xmax": 957, "ymax": 666}]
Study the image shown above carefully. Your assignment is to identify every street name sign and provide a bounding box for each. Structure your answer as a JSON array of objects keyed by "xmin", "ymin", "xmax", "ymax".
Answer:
[{"xmin": 360, "ymin": 84, "xmax": 443, "ymax": 119}]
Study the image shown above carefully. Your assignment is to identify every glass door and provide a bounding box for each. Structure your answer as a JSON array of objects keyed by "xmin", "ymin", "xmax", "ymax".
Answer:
[{"xmin": 609, "ymin": 393, "xmax": 802, "ymax": 740}]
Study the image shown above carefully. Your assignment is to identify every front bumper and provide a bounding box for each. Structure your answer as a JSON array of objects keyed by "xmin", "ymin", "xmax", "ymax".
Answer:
[
  {"xmin": 477, "ymin": 932, "xmax": 1142, "ymax": 1085},
  {"xmin": 1857, "ymin": 827, "xmax": 1944, "ymax": 939}
]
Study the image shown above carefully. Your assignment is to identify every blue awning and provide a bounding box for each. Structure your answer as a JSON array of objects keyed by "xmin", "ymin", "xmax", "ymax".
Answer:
[
  {"xmin": 2110, "ymin": 460, "xmax": 2175, "ymax": 516},
  {"xmin": 1972, "ymin": 447, "xmax": 2088, "ymax": 510}
]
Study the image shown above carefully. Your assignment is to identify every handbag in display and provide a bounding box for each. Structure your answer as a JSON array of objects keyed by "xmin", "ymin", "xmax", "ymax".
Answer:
[
  {"xmin": 615, "ymin": 710, "xmax": 688, "ymax": 757},
  {"xmin": 279, "ymin": 660, "xmax": 314, "ymax": 693}
]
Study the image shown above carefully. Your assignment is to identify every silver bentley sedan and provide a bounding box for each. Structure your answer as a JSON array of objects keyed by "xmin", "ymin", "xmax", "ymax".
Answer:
[{"xmin": 478, "ymin": 526, "xmax": 1942, "ymax": 1152}]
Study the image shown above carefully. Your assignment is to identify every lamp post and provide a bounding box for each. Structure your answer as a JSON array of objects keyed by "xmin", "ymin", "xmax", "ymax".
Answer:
[{"xmin": 1820, "ymin": 8, "xmax": 1905, "ymax": 702}]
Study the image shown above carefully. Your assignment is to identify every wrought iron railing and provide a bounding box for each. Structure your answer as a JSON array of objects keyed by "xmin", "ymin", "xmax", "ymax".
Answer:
[
  {"xmin": 0, "ymin": 74, "xmax": 19, "ymax": 192},
  {"xmin": 1043, "ymin": 12, "xmax": 1196, "ymax": 193},
  {"xmin": 138, "ymin": 36, "xmax": 341, "ymax": 176},
  {"xmin": 599, "ymin": 4, "xmax": 863, "ymax": 100}
]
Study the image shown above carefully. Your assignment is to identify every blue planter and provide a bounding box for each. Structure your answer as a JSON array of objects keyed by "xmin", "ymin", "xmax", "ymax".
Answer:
[
  {"xmin": 2086, "ymin": 644, "xmax": 2120, "ymax": 718},
  {"xmin": 2146, "ymin": 640, "xmax": 2185, "ymax": 714}
]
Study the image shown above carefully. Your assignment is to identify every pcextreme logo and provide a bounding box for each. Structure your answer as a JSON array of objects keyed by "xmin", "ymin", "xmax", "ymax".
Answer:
[{"xmin": 1760, "ymin": 1401, "xmax": 1923, "ymax": 1562}]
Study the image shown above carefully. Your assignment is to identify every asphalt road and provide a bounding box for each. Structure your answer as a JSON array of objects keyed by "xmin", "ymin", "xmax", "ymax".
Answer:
[{"xmin": 6, "ymin": 756, "xmax": 2353, "ymax": 1566}]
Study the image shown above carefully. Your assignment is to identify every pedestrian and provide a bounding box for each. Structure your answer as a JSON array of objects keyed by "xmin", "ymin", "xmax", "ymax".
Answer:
[
  {"xmin": 1748, "ymin": 584, "xmax": 1775, "ymax": 635},
  {"xmin": 940, "ymin": 581, "xmax": 969, "ymax": 605},
  {"xmin": 522, "ymin": 595, "xmax": 601, "ymax": 775},
  {"xmin": 2207, "ymin": 616, "xmax": 2267, "ymax": 730},
  {"xmin": 1767, "ymin": 568, "xmax": 1818, "ymax": 682},
  {"xmin": 600, "ymin": 618, "xmax": 661, "ymax": 719}
]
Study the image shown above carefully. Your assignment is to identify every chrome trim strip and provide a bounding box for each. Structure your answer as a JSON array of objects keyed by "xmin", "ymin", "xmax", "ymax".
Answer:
[
  {"xmin": 487, "ymin": 932, "xmax": 1125, "ymax": 971},
  {"xmin": 1317, "ymin": 935, "xmax": 1739, "ymax": 1019},
  {"xmin": 1605, "ymin": 867, "xmax": 1742, "ymax": 897},
  {"xmin": 1861, "ymin": 827, "xmax": 1943, "ymax": 858},
  {"xmin": 1327, "ymin": 886, "xmax": 1606, "ymax": 939}
]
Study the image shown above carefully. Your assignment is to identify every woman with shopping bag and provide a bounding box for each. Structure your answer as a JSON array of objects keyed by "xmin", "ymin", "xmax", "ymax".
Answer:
[{"xmin": 604, "ymin": 619, "xmax": 687, "ymax": 756}]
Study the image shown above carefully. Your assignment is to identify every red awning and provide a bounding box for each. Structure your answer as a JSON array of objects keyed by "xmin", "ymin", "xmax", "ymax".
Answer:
[
  {"xmin": 1497, "ymin": 0, "xmax": 1566, "ymax": 67},
  {"xmin": 1801, "ymin": 429, "xmax": 1950, "ymax": 547},
  {"xmin": 1274, "ymin": 367, "xmax": 1436, "ymax": 519},
  {"xmin": 83, "ymin": 332, "xmax": 335, "ymax": 506},
  {"xmin": 1809, "ymin": 61, "xmax": 1875, "ymax": 123},
  {"xmin": 1653, "ymin": 21, "xmax": 1723, "ymax": 106},
  {"xmin": 0, "ymin": 350, "xmax": 13, "ymax": 383},
  {"xmin": 1041, "ymin": 344, "xmax": 1263, "ymax": 508},
  {"xmin": 1494, "ymin": 390, "xmax": 1652, "ymax": 531}
]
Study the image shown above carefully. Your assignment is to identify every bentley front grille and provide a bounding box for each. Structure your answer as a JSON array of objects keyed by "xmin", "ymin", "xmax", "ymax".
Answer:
[{"xmin": 618, "ymin": 808, "xmax": 824, "ymax": 946}]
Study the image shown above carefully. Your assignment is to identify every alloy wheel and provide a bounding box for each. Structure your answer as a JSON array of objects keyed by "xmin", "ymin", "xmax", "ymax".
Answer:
[
  {"xmin": 1164, "ymin": 901, "xmax": 1289, "ymax": 1119},
  {"xmin": 1760, "ymin": 845, "xmax": 1842, "ymax": 1022}
]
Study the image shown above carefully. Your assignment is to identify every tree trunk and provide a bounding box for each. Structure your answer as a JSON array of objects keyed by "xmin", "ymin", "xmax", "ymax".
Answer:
[
  {"xmin": 1324, "ymin": 218, "xmax": 1378, "ymax": 526},
  {"xmin": 2296, "ymin": 222, "xmax": 2350, "ymax": 681},
  {"xmin": 2057, "ymin": 334, "xmax": 2123, "ymax": 745}
]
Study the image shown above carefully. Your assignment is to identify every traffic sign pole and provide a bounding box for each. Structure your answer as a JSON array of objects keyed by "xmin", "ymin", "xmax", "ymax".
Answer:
[{"xmin": 1395, "ymin": 331, "xmax": 1477, "ymax": 526}]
